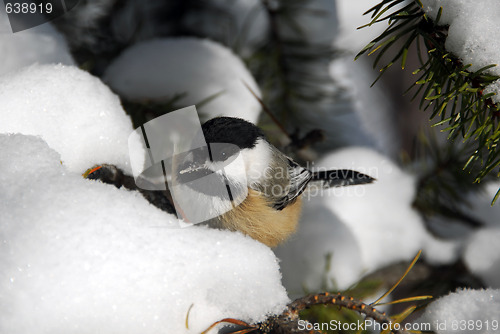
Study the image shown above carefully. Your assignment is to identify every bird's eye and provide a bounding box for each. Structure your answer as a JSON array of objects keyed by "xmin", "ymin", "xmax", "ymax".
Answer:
[
  {"xmin": 209, "ymin": 143, "xmax": 238, "ymax": 162},
  {"xmin": 217, "ymin": 148, "xmax": 229, "ymax": 161}
]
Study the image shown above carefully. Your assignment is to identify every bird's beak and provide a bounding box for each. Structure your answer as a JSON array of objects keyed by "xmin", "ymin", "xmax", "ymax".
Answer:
[
  {"xmin": 176, "ymin": 159, "xmax": 213, "ymax": 185},
  {"xmin": 179, "ymin": 160, "xmax": 206, "ymax": 175}
]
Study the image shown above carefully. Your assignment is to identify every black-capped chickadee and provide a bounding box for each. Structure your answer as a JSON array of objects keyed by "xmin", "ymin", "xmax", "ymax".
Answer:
[{"xmin": 174, "ymin": 117, "xmax": 375, "ymax": 247}]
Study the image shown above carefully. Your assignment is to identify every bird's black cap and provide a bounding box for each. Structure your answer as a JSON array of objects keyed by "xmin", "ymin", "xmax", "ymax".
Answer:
[{"xmin": 201, "ymin": 117, "xmax": 265, "ymax": 149}]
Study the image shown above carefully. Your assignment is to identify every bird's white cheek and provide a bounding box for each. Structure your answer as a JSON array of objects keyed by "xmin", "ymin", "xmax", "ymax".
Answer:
[
  {"xmin": 241, "ymin": 139, "xmax": 272, "ymax": 186},
  {"xmin": 208, "ymin": 155, "xmax": 248, "ymax": 204},
  {"xmin": 209, "ymin": 155, "xmax": 247, "ymax": 184},
  {"xmin": 216, "ymin": 154, "xmax": 247, "ymax": 187}
]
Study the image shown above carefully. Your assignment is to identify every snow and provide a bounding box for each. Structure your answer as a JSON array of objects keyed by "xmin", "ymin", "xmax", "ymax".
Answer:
[
  {"xmin": 0, "ymin": 60, "xmax": 287, "ymax": 333},
  {"xmin": 263, "ymin": 0, "xmax": 378, "ymax": 153},
  {"xmin": 420, "ymin": 0, "xmax": 500, "ymax": 75},
  {"xmin": 276, "ymin": 147, "xmax": 459, "ymax": 293},
  {"xmin": 425, "ymin": 181, "xmax": 500, "ymax": 241},
  {"xmin": 103, "ymin": 38, "xmax": 262, "ymax": 124},
  {"xmin": 484, "ymin": 80, "xmax": 500, "ymax": 104},
  {"xmin": 0, "ymin": 64, "xmax": 141, "ymax": 175},
  {"xmin": 333, "ymin": 0, "xmax": 410, "ymax": 158},
  {"xmin": 423, "ymin": 181, "xmax": 500, "ymax": 286},
  {"xmin": 335, "ymin": 0, "xmax": 401, "ymax": 53},
  {"xmin": 1, "ymin": 1, "xmax": 498, "ymax": 329},
  {"xmin": 420, "ymin": 0, "xmax": 500, "ymax": 100},
  {"xmin": 329, "ymin": 57, "xmax": 400, "ymax": 157},
  {"xmin": 311, "ymin": 147, "xmax": 454, "ymax": 271},
  {"xmin": 418, "ymin": 288, "xmax": 500, "ymax": 334},
  {"xmin": 0, "ymin": 133, "xmax": 289, "ymax": 334},
  {"xmin": 464, "ymin": 227, "xmax": 500, "ymax": 288},
  {"xmin": 275, "ymin": 198, "xmax": 364, "ymax": 294},
  {"xmin": 0, "ymin": 60, "xmax": 288, "ymax": 333},
  {"xmin": 0, "ymin": 6, "xmax": 74, "ymax": 76},
  {"xmin": 466, "ymin": 182, "xmax": 500, "ymax": 226}
]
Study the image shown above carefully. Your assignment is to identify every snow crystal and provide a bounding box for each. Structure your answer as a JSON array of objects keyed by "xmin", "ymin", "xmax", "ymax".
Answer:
[
  {"xmin": 0, "ymin": 6, "xmax": 74, "ymax": 76},
  {"xmin": 464, "ymin": 227, "xmax": 500, "ymax": 288},
  {"xmin": 484, "ymin": 79, "xmax": 500, "ymax": 104},
  {"xmin": 0, "ymin": 64, "xmax": 142, "ymax": 174},
  {"xmin": 0, "ymin": 134, "xmax": 289, "ymax": 334},
  {"xmin": 103, "ymin": 38, "xmax": 262, "ymax": 123},
  {"xmin": 418, "ymin": 288, "xmax": 500, "ymax": 334}
]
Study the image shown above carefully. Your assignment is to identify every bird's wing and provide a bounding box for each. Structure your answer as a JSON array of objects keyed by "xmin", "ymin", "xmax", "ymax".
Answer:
[
  {"xmin": 309, "ymin": 169, "xmax": 375, "ymax": 188},
  {"xmin": 272, "ymin": 159, "xmax": 312, "ymax": 210}
]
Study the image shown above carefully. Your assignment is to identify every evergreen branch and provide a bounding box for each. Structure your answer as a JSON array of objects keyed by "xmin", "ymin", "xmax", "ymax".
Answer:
[
  {"xmin": 356, "ymin": 0, "xmax": 500, "ymax": 202},
  {"xmin": 200, "ymin": 293, "xmax": 413, "ymax": 334},
  {"xmin": 200, "ymin": 251, "xmax": 429, "ymax": 334}
]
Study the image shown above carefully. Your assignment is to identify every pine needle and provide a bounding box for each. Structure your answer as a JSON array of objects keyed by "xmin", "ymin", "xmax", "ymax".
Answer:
[
  {"xmin": 380, "ymin": 306, "xmax": 417, "ymax": 334},
  {"xmin": 200, "ymin": 318, "xmax": 254, "ymax": 334},
  {"xmin": 376, "ymin": 295, "xmax": 433, "ymax": 306},
  {"xmin": 185, "ymin": 303, "xmax": 194, "ymax": 329},
  {"xmin": 371, "ymin": 250, "xmax": 422, "ymax": 306}
]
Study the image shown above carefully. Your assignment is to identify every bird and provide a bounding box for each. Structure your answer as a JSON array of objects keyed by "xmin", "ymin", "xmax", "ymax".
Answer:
[{"xmin": 170, "ymin": 116, "xmax": 375, "ymax": 247}]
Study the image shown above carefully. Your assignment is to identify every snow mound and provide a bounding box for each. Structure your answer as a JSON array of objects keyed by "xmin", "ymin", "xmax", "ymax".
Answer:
[
  {"xmin": 0, "ymin": 64, "xmax": 141, "ymax": 174},
  {"xmin": 104, "ymin": 38, "xmax": 262, "ymax": 123},
  {"xmin": 418, "ymin": 288, "xmax": 500, "ymax": 334},
  {"xmin": 314, "ymin": 147, "xmax": 432, "ymax": 271},
  {"xmin": 275, "ymin": 198, "xmax": 364, "ymax": 294},
  {"xmin": 464, "ymin": 227, "xmax": 500, "ymax": 288},
  {"xmin": 0, "ymin": 133, "xmax": 289, "ymax": 334}
]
